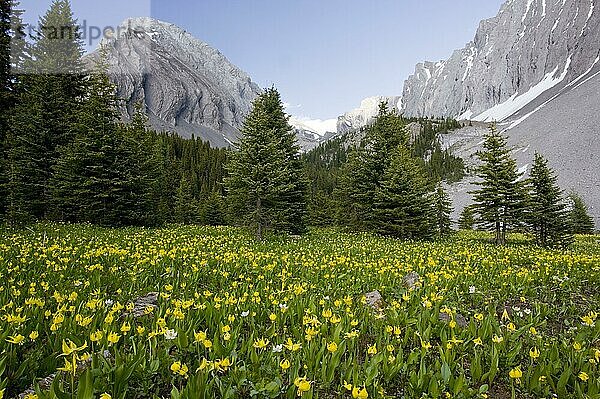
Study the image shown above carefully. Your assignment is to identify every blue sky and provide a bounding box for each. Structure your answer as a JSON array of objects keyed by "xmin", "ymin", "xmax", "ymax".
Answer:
[{"xmin": 21, "ymin": 0, "xmax": 504, "ymax": 121}]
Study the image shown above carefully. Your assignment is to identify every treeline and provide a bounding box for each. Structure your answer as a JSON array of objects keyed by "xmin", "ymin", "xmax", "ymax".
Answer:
[
  {"xmin": 302, "ymin": 113, "xmax": 464, "ymax": 226},
  {"xmin": 0, "ymin": 0, "xmax": 227, "ymax": 227}
]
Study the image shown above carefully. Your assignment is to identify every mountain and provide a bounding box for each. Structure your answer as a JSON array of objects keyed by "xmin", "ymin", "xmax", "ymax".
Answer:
[
  {"xmin": 336, "ymin": 96, "xmax": 402, "ymax": 135},
  {"xmin": 402, "ymin": 0, "xmax": 599, "ymax": 123},
  {"xmin": 86, "ymin": 17, "xmax": 262, "ymax": 147},
  {"xmin": 400, "ymin": 0, "xmax": 600, "ymax": 226}
]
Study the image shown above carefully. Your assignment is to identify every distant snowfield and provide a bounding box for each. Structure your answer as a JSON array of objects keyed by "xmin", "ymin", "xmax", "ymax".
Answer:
[{"xmin": 288, "ymin": 116, "xmax": 337, "ymax": 136}]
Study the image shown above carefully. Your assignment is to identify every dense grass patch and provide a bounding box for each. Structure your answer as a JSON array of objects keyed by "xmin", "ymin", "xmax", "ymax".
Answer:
[{"xmin": 1, "ymin": 224, "xmax": 598, "ymax": 398}]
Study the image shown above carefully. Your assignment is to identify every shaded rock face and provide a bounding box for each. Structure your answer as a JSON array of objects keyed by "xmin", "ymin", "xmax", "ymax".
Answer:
[
  {"xmin": 402, "ymin": 0, "xmax": 600, "ymax": 121},
  {"xmin": 86, "ymin": 17, "xmax": 262, "ymax": 147}
]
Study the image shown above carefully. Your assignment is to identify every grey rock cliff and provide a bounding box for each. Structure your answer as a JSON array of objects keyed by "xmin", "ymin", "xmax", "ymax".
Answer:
[
  {"xmin": 86, "ymin": 17, "xmax": 262, "ymax": 147},
  {"xmin": 402, "ymin": 0, "xmax": 600, "ymax": 121}
]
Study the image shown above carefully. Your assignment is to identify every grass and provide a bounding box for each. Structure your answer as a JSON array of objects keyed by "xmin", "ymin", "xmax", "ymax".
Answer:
[{"xmin": 0, "ymin": 224, "xmax": 598, "ymax": 398}]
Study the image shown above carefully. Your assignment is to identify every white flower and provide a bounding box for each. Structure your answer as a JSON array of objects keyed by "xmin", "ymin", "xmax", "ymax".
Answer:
[
  {"xmin": 523, "ymin": 308, "xmax": 531, "ymax": 315},
  {"xmin": 272, "ymin": 344, "xmax": 283, "ymax": 353},
  {"xmin": 279, "ymin": 303, "xmax": 288, "ymax": 310},
  {"xmin": 469, "ymin": 286, "xmax": 476, "ymax": 294},
  {"xmin": 164, "ymin": 329, "xmax": 177, "ymax": 340},
  {"xmin": 105, "ymin": 299, "xmax": 114, "ymax": 306},
  {"xmin": 241, "ymin": 310, "xmax": 250, "ymax": 317}
]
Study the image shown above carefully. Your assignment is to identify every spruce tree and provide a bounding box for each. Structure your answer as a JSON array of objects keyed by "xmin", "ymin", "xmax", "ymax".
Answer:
[
  {"xmin": 526, "ymin": 153, "xmax": 573, "ymax": 247},
  {"xmin": 568, "ymin": 193, "xmax": 595, "ymax": 234},
  {"xmin": 336, "ymin": 102, "xmax": 407, "ymax": 229},
  {"xmin": 470, "ymin": 124, "xmax": 525, "ymax": 244},
  {"xmin": 7, "ymin": 0, "xmax": 85, "ymax": 222},
  {"xmin": 174, "ymin": 174, "xmax": 197, "ymax": 224},
  {"xmin": 225, "ymin": 87, "xmax": 307, "ymax": 239},
  {"xmin": 432, "ymin": 184, "xmax": 453, "ymax": 237},
  {"xmin": 458, "ymin": 205, "xmax": 476, "ymax": 230},
  {"xmin": 119, "ymin": 103, "xmax": 160, "ymax": 225},
  {"xmin": 373, "ymin": 146, "xmax": 434, "ymax": 239},
  {"xmin": 50, "ymin": 54, "xmax": 125, "ymax": 225},
  {"xmin": 0, "ymin": 0, "xmax": 26, "ymax": 219},
  {"xmin": 0, "ymin": 0, "xmax": 12, "ymax": 218}
]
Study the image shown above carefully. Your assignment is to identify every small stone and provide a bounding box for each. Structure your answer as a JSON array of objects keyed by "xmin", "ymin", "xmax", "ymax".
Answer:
[
  {"xmin": 364, "ymin": 290, "xmax": 384, "ymax": 311},
  {"xmin": 130, "ymin": 292, "xmax": 159, "ymax": 318},
  {"xmin": 439, "ymin": 312, "xmax": 468, "ymax": 328},
  {"xmin": 402, "ymin": 272, "xmax": 420, "ymax": 289}
]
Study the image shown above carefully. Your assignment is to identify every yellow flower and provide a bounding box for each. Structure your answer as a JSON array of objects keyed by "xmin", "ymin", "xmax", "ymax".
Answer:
[
  {"xmin": 6, "ymin": 334, "xmax": 25, "ymax": 345},
  {"xmin": 269, "ymin": 313, "xmax": 277, "ymax": 322},
  {"xmin": 107, "ymin": 332, "xmax": 120, "ymax": 344},
  {"xmin": 529, "ymin": 327, "xmax": 537, "ymax": 335},
  {"xmin": 280, "ymin": 359, "xmax": 291, "ymax": 370},
  {"xmin": 202, "ymin": 339, "xmax": 213, "ymax": 349},
  {"xmin": 61, "ymin": 339, "xmax": 87, "ymax": 356},
  {"xmin": 473, "ymin": 337, "xmax": 483, "ymax": 346},
  {"xmin": 284, "ymin": 338, "xmax": 302, "ymax": 352},
  {"xmin": 492, "ymin": 335, "xmax": 504, "ymax": 344},
  {"xmin": 100, "ymin": 393, "xmax": 111, "ymax": 399},
  {"xmin": 578, "ymin": 371, "xmax": 589, "ymax": 382},
  {"xmin": 367, "ymin": 344, "xmax": 377, "ymax": 355},
  {"xmin": 194, "ymin": 331, "xmax": 207, "ymax": 342},
  {"xmin": 294, "ymin": 377, "xmax": 311, "ymax": 396},
  {"xmin": 170, "ymin": 361, "xmax": 181, "ymax": 374},
  {"xmin": 57, "ymin": 358, "xmax": 76, "ymax": 376},
  {"xmin": 343, "ymin": 381, "xmax": 353, "ymax": 391},
  {"xmin": 507, "ymin": 323, "xmax": 516, "ymax": 331},
  {"xmin": 529, "ymin": 347, "xmax": 540, "ymax": 359},
  {"xmin": 253, "ymin": 338, "xmax": 269, "ymax": 349},
  {"xmin": 421, "ymin": 341, "xmax": 432, "ymax": 350},
  {"xmin": 90, "ymin": 330, "xmax": 103, "ymax": 342},
  {"xmin": 29, "ymin": 331, "xmax": 39, "ymax": 341},
  {"xmin": 327, "ymin": 341, "xmax": 338, "ymax": 353},
  {"xmin": 352, "ymin": 386, "xmax": 368, "ymax": 399},
  {"xmin": 573, "ymin": 342, "xmax": 582, "ymax": 351},
  {"xmin": 509, "ymin": 366, "xmax": 522, "ymax": 383},
  {"xmin": 120, "ymin": 322, "xmax": 131, "ymax": 333},
  {"xmin": 474, "ymin": 313, "xmax": 484, "ymax": 321}
]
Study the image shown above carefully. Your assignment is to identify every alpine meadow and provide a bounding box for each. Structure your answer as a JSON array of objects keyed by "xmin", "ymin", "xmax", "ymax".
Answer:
[{"xmin": 0, "ymin": 0, "xmax": 599, "ymax": 399}]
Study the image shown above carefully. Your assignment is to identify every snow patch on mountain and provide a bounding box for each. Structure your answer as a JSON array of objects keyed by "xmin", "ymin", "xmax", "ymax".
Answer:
[{"xmin": 474, "ymin": 56, "xmax": 572, "ymax": 122}]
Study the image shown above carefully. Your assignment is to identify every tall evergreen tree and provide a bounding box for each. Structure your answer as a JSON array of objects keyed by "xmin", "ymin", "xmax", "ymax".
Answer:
[
  {"xmin": 432, "ymin": 184, "xmax": 453, "ymax": 237},
  {"xmin": 0, "ymin": 0, "xmax": 12, "ymax": 218},
  {"xmin": 336, "ymin": 103, "xmax": 407, "ymax": 229},
  {"xmin": 0, "ymin": 0, "xmax": 26, "ymax": 219},
  {"xmin": 225, "ymin": 87, "xmax": 307, "ymax": 239},
  {"xmin": 174, "ymin": 174, "xmax": 197, "ymax": 224},
  {"xmin": 373, "ymin": 146, "xmax": 434, "ymax": 239},
  {"xmin": 568, "ymin": 193, "xmax": 595, "ymax": 234},
  {"xmin": 526, "ymin": 153, "xmax": 573, "ymax": 247},
  {"xmin": 50, "ymin": 54, "xmax": 126, "ymax": 226},
  {"xmin": 458, "ymin": 205, "xmax": 476, "ymax": 231},
  {"xmin": 470, "ymin": 125, "xmax": 525, "ymax": 244},
  {"xmin": 7, "ymin": 0, "xmax": 85, "ymax": 222}
]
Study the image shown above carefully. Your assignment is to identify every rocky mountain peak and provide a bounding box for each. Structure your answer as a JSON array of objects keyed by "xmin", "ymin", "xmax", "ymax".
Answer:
[
  {"xmin": 402, "ymin": 0, "xmax": 600, "ymax": 122},
  {"xmin": 87, "ymin": 17, "xmax": 262, "ymax": 147}
]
